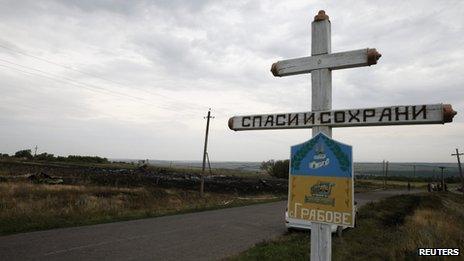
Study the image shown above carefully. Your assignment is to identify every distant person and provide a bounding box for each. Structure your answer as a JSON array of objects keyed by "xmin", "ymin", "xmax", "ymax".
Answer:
[
  {"xmin": 407, "ymin": 181, "xmax": 411, "ymax": 191},
  {"xmin": 427, "ymin": 183, "xmax": 432, "ymax": 192}
]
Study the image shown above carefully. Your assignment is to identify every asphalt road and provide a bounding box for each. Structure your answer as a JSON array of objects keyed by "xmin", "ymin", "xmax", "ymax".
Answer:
[{"xmin": 0, "ymin": 189, "xmax": 420, "ymax": 261}]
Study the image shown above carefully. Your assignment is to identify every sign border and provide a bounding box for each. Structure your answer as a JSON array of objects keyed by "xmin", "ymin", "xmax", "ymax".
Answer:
[{"xmin": 287, "ymin": 132, "xmax": 355, "ymax": 227}]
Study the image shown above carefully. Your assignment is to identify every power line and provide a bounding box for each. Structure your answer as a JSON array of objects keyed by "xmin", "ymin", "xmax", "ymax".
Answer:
[
  {"xmin": 0, "ymin": 57, "xmax": 183, "ymax": 108},
  {"xmin": 0, "ymin": 44, "xmax": 206, "ymax": 111},
  {"xmin": 0, "ymin": 58, "xmax": 116, "ymax": 94},
  {"xmin": 0, "ymin": 63, "xmax": 109, "ymax": 96},
  {"xmin": 0, "ymin": 57, "xmax": 143, "ymax": 99},
  {"xmin": 0, "ymin": 43, "xmax": 129, "ymax": 87},
  {"xmin": 0, "ymin": 62, "xmax": 169, "ymax": 109}
]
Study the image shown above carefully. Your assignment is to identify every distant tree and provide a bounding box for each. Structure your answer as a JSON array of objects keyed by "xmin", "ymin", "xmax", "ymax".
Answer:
[
  {"xmin": 10, "ymin": 150, "xmax": 110, "ymax": 163},
  {"xmin": 14, "ymin": 149, "xmax": 33, "ymax": 159},
  {"xmin": 35, "ymin": 152, "xmax": 55, "ymax": 161},
  {"xmin": 56, "ymin": 156, "xmax": 67, "ymax": 162},
  {"xmin": 260, "ymin": 160, "xmax": 274, "ymax": 174},
  {"xmin": 260, "ymin": 159, "xmax": 289, "ymax": 179},
  {"xmin": 0, "ymin": 153, "xmax": 9, "ymax": 158},
  {"xmin": 65, "ymin": 155, "xmax": 109, "ymax": 164}
]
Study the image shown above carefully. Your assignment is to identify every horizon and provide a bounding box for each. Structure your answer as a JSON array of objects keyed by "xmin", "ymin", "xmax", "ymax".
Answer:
[{"xmin": 2, "ymin": 149, "xmax": 460, "ymax": 164}]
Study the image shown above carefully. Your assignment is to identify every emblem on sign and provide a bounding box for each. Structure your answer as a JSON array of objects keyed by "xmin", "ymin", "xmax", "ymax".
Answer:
[
  {"xmin": 309, "ymin": 144, "xmax": 330, "ymax": 169},
  {"xmin": 305, "ymin": 181, "xmax": 335, "ymax": 206}
]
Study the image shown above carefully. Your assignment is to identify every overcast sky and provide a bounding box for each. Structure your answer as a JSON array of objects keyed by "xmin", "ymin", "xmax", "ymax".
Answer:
[{"xmin": 0, "ymin": 0, "xmax": 462, "ymax": 162}]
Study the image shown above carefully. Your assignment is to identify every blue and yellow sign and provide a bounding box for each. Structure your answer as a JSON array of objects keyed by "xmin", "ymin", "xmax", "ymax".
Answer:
[{"xmin": 288, "ymin": 132, "xmax": 354, "ymax": 227}]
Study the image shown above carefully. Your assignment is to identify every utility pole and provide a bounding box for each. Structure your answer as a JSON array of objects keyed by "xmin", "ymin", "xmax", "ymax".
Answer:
[
  {"xmin": 439, "ymin": 166, "xmax": 446, "ymax": 191},
  {"xmin": 385, "ymin": 161, "xmax": 389, "ymax": 188},
  {"xmin": 206, "ymin": 152, "xmax": 213, "ymax": 176},
  {"xmin": 410, "ymin": 164, "xmax": 416, "ymax": 190},
  {"xmin": 34, "ymin": 145, "xmax": 38, "ymax": 157},
  {"xmin": 200, "ymin": 108, "xmax": 214, "ymax": 197},
  {"xmin": 382, "ymin": 160, "xmax": 386, "ymax": 188},
  {"xmin": 451, "ymin": 148, "xmax": 464, "ymax": 191}
]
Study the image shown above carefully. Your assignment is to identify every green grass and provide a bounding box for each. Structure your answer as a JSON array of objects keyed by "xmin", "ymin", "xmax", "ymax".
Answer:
[
  {"xmin": 354, "ymin": 179, "xmax": 400, "ymax": 193},
  {"xmin": 360, "ymin": 179, "xmax": 429, "ymax": 188},
  {"xmin": 0, "ymin": 182, "xmax": 284, "ymax": 235},
  {"xmin": 234, "ymin": 232, "xmax": 310, "ymax": 260},
  {"xmin": 232, "ymin": 192, "xmax": 464, "ymax": 261}
]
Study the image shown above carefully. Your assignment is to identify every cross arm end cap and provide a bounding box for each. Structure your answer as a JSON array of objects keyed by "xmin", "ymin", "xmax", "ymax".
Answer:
[
  {"xmin": 367, "ymin": 48, "xmax": 382, "ymax": 65},
  {"xmin": 228, "ymin": 117, "xmax": 236, "ymax": 131},
  {"xmin": 270, "ymin": 62, "xmax": 281, "ymax": 77},
  {"xmin": 443, "ymin": 104, "xmax": 457, "ymax": 123}
]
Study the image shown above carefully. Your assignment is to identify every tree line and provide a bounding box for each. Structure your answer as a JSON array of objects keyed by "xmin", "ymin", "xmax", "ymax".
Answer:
[
  {"xmin": 260, "ymin": 160, "xmax": 462, "ymax": 183},
  {"xmin": 0, "ymin": 149, "xmax": 109, "ymax": 164},
  {"xmin": 260, "ymin": 159, "xmax": 289, "ymax": 179}
]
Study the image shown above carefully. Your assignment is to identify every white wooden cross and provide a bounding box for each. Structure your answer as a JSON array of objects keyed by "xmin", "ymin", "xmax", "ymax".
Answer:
[{"xmin": 229, "ymin": 10, "xmax": 456, "ymax": 261}]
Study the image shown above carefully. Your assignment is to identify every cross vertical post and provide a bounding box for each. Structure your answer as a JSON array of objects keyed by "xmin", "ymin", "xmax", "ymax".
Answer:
[{"xmin": 310, "ymin": 10, "xmax": 332, "ymax": 261}]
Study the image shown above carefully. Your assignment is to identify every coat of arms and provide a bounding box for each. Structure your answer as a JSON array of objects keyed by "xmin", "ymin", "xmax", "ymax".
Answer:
[{"xmin": 304, "ymin": 181, "xmax": 335, "ymax": 206}]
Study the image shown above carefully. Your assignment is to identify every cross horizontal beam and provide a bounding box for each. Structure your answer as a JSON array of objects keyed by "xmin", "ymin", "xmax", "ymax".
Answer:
[
  {"xmin": 271, "ymin": 48, "xmax": 381, "ymax": 77},
  {"xmin": 228, "ymin": 104, "xmax": 457, "ymax": 131}
]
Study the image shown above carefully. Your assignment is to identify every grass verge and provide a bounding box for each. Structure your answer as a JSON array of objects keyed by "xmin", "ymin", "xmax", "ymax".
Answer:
[
  {"xmin": 354, "ymin": 179, "xmax": 427, "ymax": 193},
  {"xmin": 0, "ymin": 182, "xmax": 284, "ymax": 236},
  {"xmin": 231, "ymin": 192, "xmax": 464, "ymax": 260}
]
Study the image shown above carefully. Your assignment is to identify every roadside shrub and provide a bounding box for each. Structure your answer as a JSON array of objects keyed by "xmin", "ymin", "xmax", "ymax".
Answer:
[
  {"xmin": 260, "ymin": 160, "xmax": 289, "ymax": 179},
  {"xmin": 35, "ymin": 153, "xmax": 55, "ymax": 161}
]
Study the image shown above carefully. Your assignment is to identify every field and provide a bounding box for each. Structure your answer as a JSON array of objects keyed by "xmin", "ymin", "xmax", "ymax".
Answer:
[
  {"xmin": 0, "ymin": 175, "xmax": 408, "ymax": 236},
  {"xmin": 353, "ymin": 179, "xmax": 434, "ymax": 194},
  {"xmin": 232, "ymin": 192, "xmax": 464, "ymax": 260},
  {"xmin": 354, "ymin": 179, "xmax": 428, "ymax": 193},
  {"xmin": 0, "ymin": 159, "xmax": 287, "ymax": 235},
  {"xmin": 0, "ymin": 181, "xmax": 282, "ymax": 235},
  {"xmin": 0, "ymin": 159, "xmax": 286, "ymax": 194},
  {"xmin": 1, "ymin": 158, "xmax": 458, "ymax": 238}
]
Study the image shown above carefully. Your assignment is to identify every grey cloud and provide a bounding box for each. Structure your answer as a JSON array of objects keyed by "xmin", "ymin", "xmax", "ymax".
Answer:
[
  {"xmin": 0, "ymin": 0, "xmax": 462, "ymax": 161},
  {"xmin": 57, "ymin": 0, "xmax": 141, "ymax": 15},
  {"xmin": 148, "ymin": 0, "xmax": 212, "ymax": 13}
]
